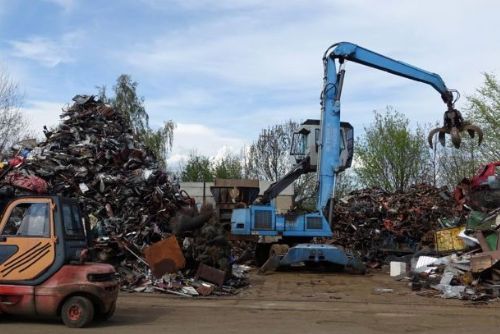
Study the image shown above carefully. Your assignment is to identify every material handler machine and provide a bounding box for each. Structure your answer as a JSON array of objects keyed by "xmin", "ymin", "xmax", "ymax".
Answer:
[{"xmin": 231, "ymin": 42, "xmax": 483, "ymax": 270}]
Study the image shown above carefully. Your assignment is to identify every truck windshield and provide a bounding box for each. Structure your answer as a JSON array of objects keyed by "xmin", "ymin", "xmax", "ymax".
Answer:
[{"xmin": 2, "ymin": 202, "xmax": 50, "ymax": 237}]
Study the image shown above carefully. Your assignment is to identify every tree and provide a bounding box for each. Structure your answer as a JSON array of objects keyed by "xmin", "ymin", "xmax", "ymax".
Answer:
[
  {"xmin": 111, "ymin": 75, "xmax": 149, "ymax": 134},
  {"xmin": 355, "ymin": 107, "xmax": 430, "ymax": 192},
  {"xmin": 436, "ymin": 138, "xmax": 482, "ymax": 188},
  {"xmin": 212, "ymin": 154, "xmax": 243, "ymax": 179},
  {"xmin": 245, "ymin": 120, "xmax": 318, "ymax": 206},
  {"xmin": 141, "ymin": 121, "xmax": 176, "ymax": 168},
  {"xmin": 181, "ymin": 152, "xmax": 213, "ymax": 182},
  {"xmin": 101, "ymin": 75, "xmax": 176, "ymax": 168},
  {"xmin": 0, "ymin": 70, "xmax": 29, "ymax": 155},
  {"xmin": 466, "ymin": 73, "xmax": 500, "ymax": 162},
  {"xmin": 246, "ymin": 120, "xmax": 298, "ymax": 182},
  {"xmin": 431, "ymin": 73, "xmax": 500, "ymax": 189},
  {"xmin": 334, "ymin": 170, "xmax": 358, "ymax": 198}
]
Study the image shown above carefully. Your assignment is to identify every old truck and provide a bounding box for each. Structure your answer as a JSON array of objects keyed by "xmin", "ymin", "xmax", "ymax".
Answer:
[{"xmin": 0, "ymin": 194, "xmax": 119, "ymax": 328}]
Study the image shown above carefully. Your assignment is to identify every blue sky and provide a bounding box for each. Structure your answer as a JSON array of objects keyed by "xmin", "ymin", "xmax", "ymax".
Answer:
[{"xmin": 0, "ymin": 0, "xmax": 499, "ymax": 168}]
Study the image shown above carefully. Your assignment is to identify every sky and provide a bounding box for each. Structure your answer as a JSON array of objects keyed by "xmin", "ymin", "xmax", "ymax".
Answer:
[{"xmin": 0, "ymin": 0, "xmax": 499, "ymax": 168}]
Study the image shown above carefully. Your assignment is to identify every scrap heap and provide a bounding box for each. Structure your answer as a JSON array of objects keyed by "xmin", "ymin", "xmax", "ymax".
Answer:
[
  {"xmin": 0, "ymin": 95, "xmax": 248, "ymax": 296},
  {"xmin": 332, "ymin": 184, "xmax": 500, "ymax": 301},
  {"xmin": 401, "ymin": 207, "xmax": 500, "ymax": 301},
  {"xmin": 331, "ymin": 184, "xmax": 464, "ymax": 264}
]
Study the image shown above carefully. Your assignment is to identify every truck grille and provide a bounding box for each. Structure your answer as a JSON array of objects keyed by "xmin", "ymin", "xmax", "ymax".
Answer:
[{"xmin": 254, "ymin": 210, "xmax": 273, "ymax": 230}]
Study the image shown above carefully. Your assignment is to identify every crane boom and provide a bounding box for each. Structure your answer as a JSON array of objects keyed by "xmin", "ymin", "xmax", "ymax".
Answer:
[
  {"xmin": 325, "ymin": 42, "xmax": 453, "ymax": 102},
  {"xmin": 318, "ymin": 42, "xmax": 482, "ymax": 216}
]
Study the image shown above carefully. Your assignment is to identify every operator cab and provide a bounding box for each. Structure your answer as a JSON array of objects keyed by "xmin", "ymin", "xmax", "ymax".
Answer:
[
  {"xmin": 0, "ymin": 196, "xmax": 88, "ymax": 284},
  {"xmin": 291, "ymin": 119, "xmax": 353, "ymax": 172}
]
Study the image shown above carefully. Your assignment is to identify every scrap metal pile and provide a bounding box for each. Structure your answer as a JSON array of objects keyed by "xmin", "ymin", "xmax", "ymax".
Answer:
[
  {"xmin": 391, "ymin": 207, "xmax": 500, "ymax": 302},
  {"xmin": 331, "ymin": 184, "xmax": 500, "ymax": 301},
  {"xmin": 331, "ymin": 184, "xmax": 464, "ymax": 264},
  {"xmin": 0, "ymin": 95, "xmax": 248, "ymax": 296}
]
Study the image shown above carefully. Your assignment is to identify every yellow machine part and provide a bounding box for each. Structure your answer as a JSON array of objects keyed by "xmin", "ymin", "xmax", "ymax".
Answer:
[{"xmin": 435, "ymin": 226, "xmax": 466, "ymax": 253}]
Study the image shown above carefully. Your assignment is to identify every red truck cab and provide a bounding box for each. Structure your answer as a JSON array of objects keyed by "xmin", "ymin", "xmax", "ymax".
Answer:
[
  {"xmin": 0, "ymin": 196, "xmax": 119, "ymax": 327},
  {"xmin": 471, "ymin": 161, "xmax": 500, "ymax": 189}
]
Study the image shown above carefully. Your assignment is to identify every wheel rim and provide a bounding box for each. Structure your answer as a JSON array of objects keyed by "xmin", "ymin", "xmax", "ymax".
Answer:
[{"xmin": 68, "ymin": 304, "xmax": 82, "ymax": 321}]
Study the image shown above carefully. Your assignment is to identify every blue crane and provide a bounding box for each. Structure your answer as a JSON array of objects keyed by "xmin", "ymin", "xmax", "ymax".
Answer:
[{"xmin": 231, "ymin": 42, "xmax": 483, "ymax": 271}]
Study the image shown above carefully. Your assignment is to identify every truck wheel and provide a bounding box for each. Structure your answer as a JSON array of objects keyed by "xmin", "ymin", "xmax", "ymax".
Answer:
[{"xmin": 61, "ymin": 296, "xmax": 95, "ymax": 328}]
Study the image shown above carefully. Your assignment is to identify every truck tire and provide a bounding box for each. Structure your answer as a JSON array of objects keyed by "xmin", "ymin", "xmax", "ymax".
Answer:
[{"xmin": 61, "ymin": 296, "xmax": 95, "ymax": 328}]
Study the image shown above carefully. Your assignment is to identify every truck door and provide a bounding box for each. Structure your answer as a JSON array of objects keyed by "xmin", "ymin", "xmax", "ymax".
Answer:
[{"xmin": 0, "ymin": 198, "xmax": 56, "ymax": 282}]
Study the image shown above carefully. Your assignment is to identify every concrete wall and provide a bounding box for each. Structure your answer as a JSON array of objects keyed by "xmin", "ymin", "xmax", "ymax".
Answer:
[{"xmin": 180, "ymin": 182, "xmax": 216, "ymax": 206}]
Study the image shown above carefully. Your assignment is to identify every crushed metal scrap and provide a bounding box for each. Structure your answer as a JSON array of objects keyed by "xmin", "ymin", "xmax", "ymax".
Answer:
[
  {"xmin": 0, "ymin": 95, "xmax": 250, "ymax": 296},
  {"xmin": 330, "ymin": 184, "xmax": 466, "ymax": 265},
  {"xmin": 331, "ymin": 185, "xmax": 500, "ymax": 301}
]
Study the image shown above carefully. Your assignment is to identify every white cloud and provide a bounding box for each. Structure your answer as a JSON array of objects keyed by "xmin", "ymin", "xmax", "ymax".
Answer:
[
  {"xmin": 123, "ymin": 0, "xmax": 500, "ymax": 157},
  {"xmin": 20, "ymin": 100, "xmax": 66, "ymax": 136},
  {"xmin": 126, "ymin": 0, "xmax": 500, "ymax": 103},
  {"xmin": 9, "ymin": 31, "xmax": 84, "ymax": 67},
  {"xmin": 6, "ymin": 0, "xmax": 500, "ymax": 167},
  {"xmin": 167, "ymin": 123, "xmax": 246, "ymax": 168}
]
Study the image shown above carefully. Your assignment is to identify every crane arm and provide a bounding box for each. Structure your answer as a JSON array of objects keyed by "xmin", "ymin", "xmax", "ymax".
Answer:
[
  {"xmin": 317, "ymin": 42, "xmax": 483, "ymax": 220},
  {"xmin": 324, "ymin": 42, "xmax": 454, "ymax": 104}
]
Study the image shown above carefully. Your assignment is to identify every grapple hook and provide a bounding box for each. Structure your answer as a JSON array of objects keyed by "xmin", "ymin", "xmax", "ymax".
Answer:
[{"xmin": 427, "ymin": 106, "xmax": 483, "ymax": 149}]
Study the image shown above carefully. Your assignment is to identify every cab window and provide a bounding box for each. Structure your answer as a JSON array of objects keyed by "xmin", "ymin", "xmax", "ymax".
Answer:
[
  {"xmin": 62, "ymin": 202, "xmax": 85, "ymax": 239},
  {"xmin": 1, "ymin": 203, "xmax": 50, "ymax": 237}
]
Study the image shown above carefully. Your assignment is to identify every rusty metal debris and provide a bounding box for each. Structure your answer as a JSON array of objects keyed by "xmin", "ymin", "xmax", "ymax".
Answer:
[
  {"xmin": 0, "ymin": 95, "xmax": 250, "ymax": 296},
  {"xmin": 389, "ymin": 207, "xmax": 500, "ymax": 302},
  {"xmin": 331, "ymin": 184, "xmax": 465, "ymax": 266}
]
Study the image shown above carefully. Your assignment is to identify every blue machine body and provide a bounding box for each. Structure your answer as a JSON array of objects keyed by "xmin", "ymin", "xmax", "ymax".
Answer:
[
  {"xmin": 232, "ymin": 205, "xmax": 331, "ymax": 238},
  {"xmin": 231, "ymin": 42, "xmax": 454, "ymax": 267}
]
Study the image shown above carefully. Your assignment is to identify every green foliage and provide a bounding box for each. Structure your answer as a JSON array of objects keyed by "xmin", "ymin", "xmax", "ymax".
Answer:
[
  {"xmin": 334, "ymin": 170, "xmax": 358, "ymax": 198},
  {"xmin": 99, "ymin": 74, "xmax": 176, "ymax": 167},
  {"xmin": 111, "ymin": 74, "xmax": 149, "ymax": 134},
  {"xmin": 430, "ymin": 73, "xmax": 500, "ymax": 189},
  {"xmin": 435, "ymin": 136, "xmax": 483, "ymax": 188},
  {"xmin": 355, "ymin": 107, "xmax": 429, "ymax": 192},
  {"xmin": 180, "ymin": 152, "xmax": 243, "ymax": 182},
  {"xmin": 466, "ymin": 73, "xmax": 500, "ymax": 161},
  {"xmin": 141, "ymin": 121, "xmax": 176, "ymax": 169},
  {"xmin": 181, "ymin": 152, "xmax": 213, "ymax": 182},
  {"xmin": 212, "ymin": 154, "xmax": 243, "ymax": 179}
]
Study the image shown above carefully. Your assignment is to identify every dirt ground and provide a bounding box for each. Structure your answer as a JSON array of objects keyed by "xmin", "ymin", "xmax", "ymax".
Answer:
[{"xmin": 2, "ymin": 270, "xmax": 500, "ymax": 333}]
